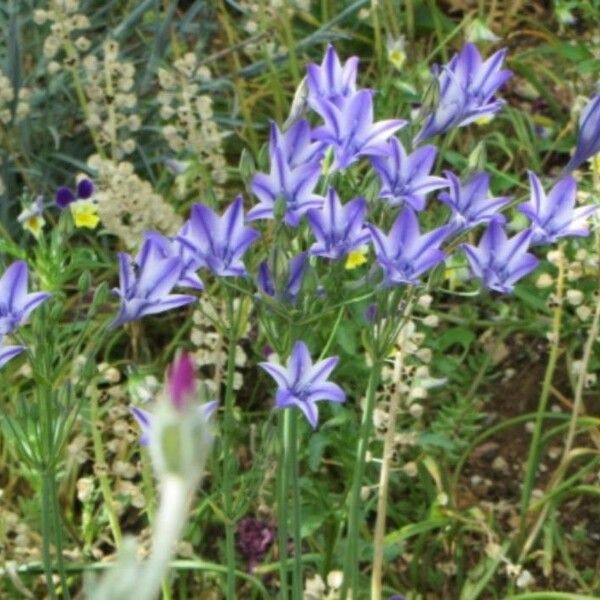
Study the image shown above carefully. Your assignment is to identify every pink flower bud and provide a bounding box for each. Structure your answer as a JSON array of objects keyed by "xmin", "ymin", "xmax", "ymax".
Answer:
[{"xmin": 167, "ymin": 352, "xmax": 196, "ymax": 410}]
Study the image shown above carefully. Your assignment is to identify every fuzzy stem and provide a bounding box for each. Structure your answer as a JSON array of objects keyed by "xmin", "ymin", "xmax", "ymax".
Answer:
[
  {"xmin": 519, "ymin": 244, "xmax": 565, "ymax": 532},
  {"xmin": 40, "ymin": 470, "xmax": 59, "ymax": 600},
  {"xmin": 371, "ymin": 351, "xmax": 403, "ymax": 599},
  {"xmin": 277, "ymin": 411, "xmax": 290, "ymax": 599},
  {"xmin": 340, "ymin": 360, "xmax": 382, "ymax": 599}
]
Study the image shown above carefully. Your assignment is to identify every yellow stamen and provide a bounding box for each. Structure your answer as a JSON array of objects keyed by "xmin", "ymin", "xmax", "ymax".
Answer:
[{"xmin": 345, "ymin": 247, "xmax": 368, "ymax": 270}]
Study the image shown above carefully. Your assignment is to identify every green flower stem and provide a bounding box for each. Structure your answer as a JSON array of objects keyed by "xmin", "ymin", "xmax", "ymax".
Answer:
[
  {"xmin": 90, "ymin": 388, "xmax": 123, "ymax": 548},
  {"xmin": 223, "ymin": 290, "xmax": 241, "ymax": 599},
  {"xmin": 277, "ymin": 410, "xmax": 290, "ymax": 599},
  {"xmin": 340, "ymin": 358, "xmax": 383, "ymax": 599},
  {"xmin": 40, "ymin": 470, "xmax": 59, "ymax": 600},
  {"xmin": 519, "ymin": 243, "xmax": 565, "ymax": 535},
  {"xmin": 286, "ymin": 409, "xmax": 302, "ymax": 599}
]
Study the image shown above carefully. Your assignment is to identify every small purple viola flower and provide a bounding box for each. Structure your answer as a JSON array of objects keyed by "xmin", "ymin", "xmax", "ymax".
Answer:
[
  {"xmin": 371, "ymin": 138, "xmax": 448, "ymax": 210},
  {"xmin": 274, "ymin": 119, "xmax": 326, "ymax": 169},
  {"xmin": 55, "ymin": 177, "xmax": 95, "ymax": 208},
  {"xmin": 0, "ymin": 261, "xmax": 51, "ymax": 337},
  {"xmin": 307, "ymin": 187, "xmax": 370, "ymax": 260},
  {"xmin": 259, "ymin": 341, "xmax": 345, "ymax": 429},
  {"xmin": 249, "ymin": 132, "xmax": 325, "ymax": 227},
  {"xmin": 461, "ymin": 221, "xmax": 539, "ymax": 293},
  {"xmin": 131, "ymin": 400, "xmax": 218, "ymax": 446},
  {"xmin": 414, "ymin": 43, "xmax": 512, "ymax": 144},
  {"xmin": 0, "ymin": 344, "xmax": 25, "ymax": 369},
  {"xmin": 438, "ymin": 171, "xmax": 510, "ymax": 231},
  {"xmin": 177, "ymin": 196, "xmax": 260, "ymax": 276},
  {"xmin": 565, "ymin": 93, "xmax": 600, "ymax": 172},
  {"xmin": 519, "ymin": 172, "xmax": 599, "ymax": 244},
  {"xmin": 143, "ymin": 230, "xmax": 204, "ymax": 290},
  {"xmin": 368, "ymin": 208, "xmax": 449, "ymax": 285},
  {"xmin": 236, "ymin": 516, "xmax": 276, "ymax": 572},
  {"xmin": 312, "ymin": 89, "xmax": 407, "ymax": 170},
  {"xmin": 110, "ymin": 236, "xmax": 196, "ymax": 328},
  {"xmin": 306, "ymin": 44, "xmax": 359, "ymax": 108},
  {"xmin": 257, "ymin": 252, "xmax": 308, "ymax": 305}
]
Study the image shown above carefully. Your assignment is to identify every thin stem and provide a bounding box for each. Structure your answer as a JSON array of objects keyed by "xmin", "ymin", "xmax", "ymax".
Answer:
[
  {"xmin": 519, "ymin": 244, "xmax": 565, "ymax": 534},
  {"xmin": 340, "ymin": 360, "xmax": 382, "ymax": 599},
  {"xmin": 47, "ymin": 470, "xmax": 70, "ymax": 599},
  {"xmin": 277, "ymin": 411, "xmax": 290, "ymax": 599},
  {"xmin": 223, "ymin": 290, "xmax": 240, "ymax": 599},
  {"xmin": 40, "ymin": 471, "xmax": 58, "ymax": 600},
  {"xmin": 371, "ymin": 351, "xmax": 403, "ymax": 599},
  {"xmin": 287, "ymin": 410, "xmax": 302, "ymax": 599}
]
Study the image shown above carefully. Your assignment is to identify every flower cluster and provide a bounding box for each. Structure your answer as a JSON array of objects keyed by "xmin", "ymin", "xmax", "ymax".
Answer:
[
  {"xmin": 158, "ymin": 53, "xmax": 228, "ymax": 196},
  {"xmin": 82, "ymin": 41, "xmax": 139, "ymax": 158},
  {"xmin": 0, "ymin": 261, "xmax": 50, "ymax": 368},
  {"xmin": 0, "ymin": 70, "xmax": 31, "ymax": 126}
]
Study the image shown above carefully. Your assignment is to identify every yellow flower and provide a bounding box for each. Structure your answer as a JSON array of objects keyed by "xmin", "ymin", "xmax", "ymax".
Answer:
[
  {"xmin": 22, "ymin": 214, "xmax": 45, "ymax": 238},
  {"xmin": 345, "ymin": 247, "xmax": 368, "ymax": 270},
  {"xmin": 474, "ymin": 115, "xmax": 494, "ymax": 126},
  {"xmin": 388, "ymin": 49, "xmax": 406, "ymax": 71},
  {"xmin": 70, "ymin": 200, "xmax": 100, "ymax": 229}
]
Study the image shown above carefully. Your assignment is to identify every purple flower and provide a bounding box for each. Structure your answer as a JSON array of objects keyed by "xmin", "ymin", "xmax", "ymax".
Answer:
[
  {"xmin": 368, "ymin": 208, "xmax": 449, "ymax": 285},
  {"xmin": 131, "ymin": 400, "xmax": 218, "ymax": 446},
  {"xmin": 519, "ymin": 172, "xmax": 599, "ymax": 245},
  {"xmin": 312, "ymin": 89, "xmax": 406, "ymax": 170},
  {"xmin": 306, "ymin": 44, "xmax": 359, "ymax": 108},
  {"xmin": 110, "ymin": 236, "xmax": 196, "ymax": 328},
  {"xmin": 177, "ymin": 196, "xmax": 259, "ymax": 276},
  {"xmin": 566, "ymin": 93, "xmax": 600, "ymax": 172},
  {"xmin": 274, "ymin": 119, "xmax": 326, "ymax": 169},
  {"xmin": 55, "ymin": 177, "xmax": 95, "ymax": 208},
  {"xmin": 0, "ymin": 344, "xmax": 25, "ymax": 368},
  {"xmin": 307, "ymin": 187, "xmax": 370, "ymax": 260},
  {"xmin": 438, "ymin": 171, "xmax": 510, "ymax": 231},
  {"xmin": 414, "ymin": 43, "xmax": 512, "ymax": 144},
  {"xmin": 257, "ymin": 252, "xmax": 307, "ymax": 305},
  {"xmin": 236, "ymin": 516, "xmax": 276, "ymax": 572},
  {"xmin": 249, "ymin": 128, "xmax": 325, "ymax": 227},
  {"xmin": 461, "ymin": 221, "xmax": 539, "ymax": 293},
  {"xmin": 259, "ymin": 341, "xmax": 345, "ymax": 429},
  {"xmin": 167, "ymin": 352, "xmax": 196, "ymax": 411},
  {"xmin": 0, "ymin": 261, "xmax": 50, "ymax": 337},
  {"xmin": 371, "ymin": 138, "xmax": 449, "ymax": 210},
  {"xmin": 143, "ymin": 230, "xmax": 204, "ymax": 290}
]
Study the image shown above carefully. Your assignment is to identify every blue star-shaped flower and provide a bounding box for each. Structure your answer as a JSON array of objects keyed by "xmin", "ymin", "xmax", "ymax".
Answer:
[
  {"xmin": 371, "ymin": 138, "xmax": 448, "ymax": 210},
  {"xmin": 438, "ymin": 171, "xmax": 510, "ymax": 231},
  {"xmin": 307, "ymin": 187, "xmax": 370, "ymax": 260},
  {"xmin": 257, "ymin": 252, "xmax": 308, "ymax": 306},
  {"xmin": 565, "ymin": 93, "xmax": 600, "ymax": 172},
  {"xmin": 259, "ymin": 341, "xmax": 345, "ymax": 429},
  {"xmin": 461, "ymin": 221, "xmax": 539, "ymax": 293},
  {"xmin": 177, "ymin": 196, "xmax": 260, "ymax": 276},
  {"xmin": 368, "ymin": 208, "xmax": 449, "ymax": 285},
  {"xmin": 519, "ymin": 172, "xmax": 599, "ymax": 244},
  {"xmin": 414, "ymin": 43, "xmax": 512, "ymax": 144}
]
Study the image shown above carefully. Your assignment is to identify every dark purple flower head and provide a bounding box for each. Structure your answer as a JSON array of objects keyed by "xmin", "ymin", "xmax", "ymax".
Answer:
[
  {"xmin": 414, "ymin": 43, "xmax": 512, "ymax": 144},
  {"xmin": 371, "ymin": 138, "xmax": 448, "ymax": 210},
  {"xmin": 55, "ymin": 177, "xmax": 95, "ymax": 208},
  {"xmin": 249, "ymin": 127, "xmax": 325, "ymax": 226},
  {"xmin": 131, "ymin": 400, "xmax": 218, "ymax": 446},
  {"xmin": 274, "ymin": 119, "xmax": 327, "ymax": 169},
  {"xmin": 438, "ymin": 171, "xmax": 510, "ymax": 231},
  {"xmin": 110, "ymin": 236, "xmax": 196, "ymax": 328},
  {"xmin": 257, "ymin": 252, "xmax": 308, "ymax": 305},
  {"xmin": 259, "ymin": 341, "xmax": 345, "ymax": 429},
  {"xmin": 519, "ymin": 172, "xmax": 599, "ymax": 244},
  {"xmin": 236, "ymin": 516, "xmax": 276, "ymax": 571},
  {"xmin": 0, "ymin": 261, "xmax": 51, "ymax": 338},
  {"xmin": 307, "ymin": 187, "xmax": 370, "ymax": 260},
  {"xmin": 306, "ymin": 44, "xmax": 359, "ymax": 108},
  {"xmin": 368, "ymin": 208, "xmax": 449, "ymax": 286},
  {"xmin": 312, "ymin": 89, "xmax": 407, "ymax": 170},
  {"xmin": 167, "ymin": 352, "xmax": 196, "ymax": 411},
  {"xmin": 177, "ymin": 196, "xmax": 260, "ymax": 276},
  {"xmin": 0, "ymin": 344, "xmax": 25, "ymax": 369},
  {"xmin": 565, "ymin": 93, "xmax": 600, "ymax": 172},
  {"xmin": 461, "ymin": 221, "xmax": 538, "ymax": 293}
]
